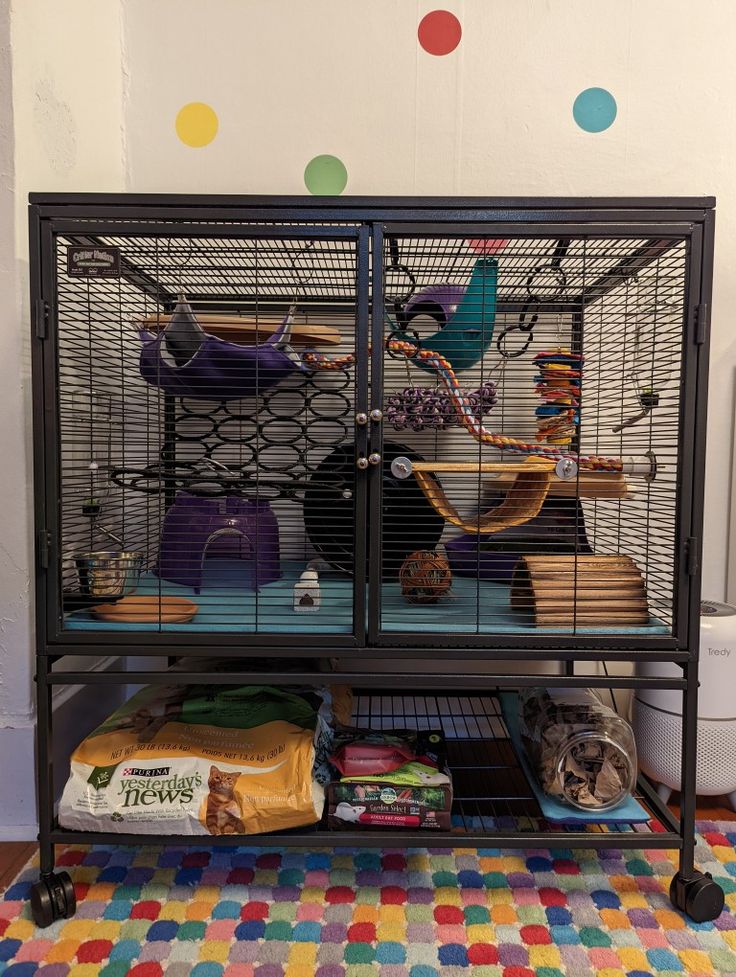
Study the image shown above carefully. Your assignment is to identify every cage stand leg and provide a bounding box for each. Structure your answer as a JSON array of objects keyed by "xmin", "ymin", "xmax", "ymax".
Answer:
[
  {"xmin": 31, "ymin": 657, "xmax": 76, "ymax": 928},
  {"xmin": 668, "ymin": 659, "xmax": 724, "ymax": 922}
]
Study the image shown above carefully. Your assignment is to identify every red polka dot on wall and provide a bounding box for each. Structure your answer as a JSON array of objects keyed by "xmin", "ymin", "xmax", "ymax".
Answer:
[{"xmin": 418, "ymin": 10, "xmax": 462, "ymax": 56}]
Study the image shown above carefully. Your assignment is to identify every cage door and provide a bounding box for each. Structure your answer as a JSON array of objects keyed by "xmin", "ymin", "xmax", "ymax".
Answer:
[
  {"xmin": 370, "ymin": 227, "xmax": 689, "ymax": 646},
  {"xmin": 49, "ymin": 223, "xmax": 370, "ymax": 647}
]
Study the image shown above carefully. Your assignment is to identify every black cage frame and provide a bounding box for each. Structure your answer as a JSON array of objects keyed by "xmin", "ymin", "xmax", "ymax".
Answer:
[{"xmin": 28, "ymin": 195, "xmax": 720, "ymax": 923}]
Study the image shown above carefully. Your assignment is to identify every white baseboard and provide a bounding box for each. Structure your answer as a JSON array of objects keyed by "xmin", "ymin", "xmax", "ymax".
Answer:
[
  {"xmin": 50, "ymin": 655, "xmax": 120, "ymax": 709},
  {"xmin": 0, "ymin": 824, "xmax": 38, "ymax": 842},
  {"xmin": 0, "ymin": 725, "xmax": 37, "ymax": 838},
  {"xmin": 0, "ymin": 657, "xmax": 127, "ymax": 837}
]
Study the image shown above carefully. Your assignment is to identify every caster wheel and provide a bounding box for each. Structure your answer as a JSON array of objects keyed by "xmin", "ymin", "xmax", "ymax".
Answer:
[
  {"xmin": 30, "ymin": 872, "xmax": 76, "ymax": 928},
  {"xmin": 670, "ymin": 871, "xmax": 725, "ymax": 922}
]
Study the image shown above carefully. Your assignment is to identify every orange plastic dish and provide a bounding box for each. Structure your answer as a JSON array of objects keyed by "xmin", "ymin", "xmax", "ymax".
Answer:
[{"xmin": 91, "ymin": 595, "xmax": 199, "ymax": 624}]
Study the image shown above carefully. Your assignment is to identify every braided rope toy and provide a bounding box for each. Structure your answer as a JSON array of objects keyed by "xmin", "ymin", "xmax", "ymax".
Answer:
[{"xmin": 301, "ymin": 341, "xmax": 622, "ymax": 473}]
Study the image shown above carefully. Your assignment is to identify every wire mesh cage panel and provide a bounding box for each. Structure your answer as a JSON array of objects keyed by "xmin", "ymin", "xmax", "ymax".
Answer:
[
  {"xmin": 376, "ymin": 234, "xmax": 687, "ymax": 640},
  {"xmin": 54, "ymin": 229, "xmax": 366, "ymax": 638},
  {"xmin": 37, "ymin": 206, "xmax": 702, "ymax": 650}
]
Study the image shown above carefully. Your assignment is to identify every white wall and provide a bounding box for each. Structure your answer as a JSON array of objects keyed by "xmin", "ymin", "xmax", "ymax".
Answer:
[
  {"xmin": 10, "ymin": 0, "xmax": 126, "ymax": 264},
  {"xmin": 3, "ymin": 0, "xmax": 735, "ymax": 831},
  {"xmin": 0, "ymin": 0, "xmax": 32, "ymax": 727},
  {"xmin": 1, "ymin": 0, "xmax": 126, "ymax": 834}
]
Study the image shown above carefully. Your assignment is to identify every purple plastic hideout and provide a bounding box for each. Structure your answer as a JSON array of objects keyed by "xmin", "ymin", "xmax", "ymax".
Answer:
[
  {"xmin": 156, "ymin": 493, "xmax": 281, "ymax": 594},
  {"xmin": 403, "ymin": 282, "xmax": 466, "ymax": 324}
]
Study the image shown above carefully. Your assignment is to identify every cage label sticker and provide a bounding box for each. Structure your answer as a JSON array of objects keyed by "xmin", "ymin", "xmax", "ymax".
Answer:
[{"xmin": 67, "ymin": 246, "xmax": 121, "ymax": 278}]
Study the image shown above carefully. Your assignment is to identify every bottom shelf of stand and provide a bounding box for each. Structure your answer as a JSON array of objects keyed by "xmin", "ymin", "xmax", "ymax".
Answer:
[{"xmin": 50, "ymin": 693, "xmax": 680, "ymax": 850}]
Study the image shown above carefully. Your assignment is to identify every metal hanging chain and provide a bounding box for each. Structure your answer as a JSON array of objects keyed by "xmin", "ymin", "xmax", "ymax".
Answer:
[
  {"xmin": 165, "ymin": 237, "xmax": 195, "ymax": 297},
  {"xmin": 287, "ymin": 240, "xmax": 317, "ymax": 306},
  {"xmin": 612, "ymin": 272, "xmax": 669, "ymax": 433},
  {"xmin": 629, "ymin": 274, "xmax": 644, "ymax": 398},
  {"xmin": 386, "ymin": 237, "xmax": 416, "ymax": 325},
  {"xmin": 261, "ymin": 240, "xmax": 321, "ymax": 362},
  {"xmin": 496, "ymin": 238, "xmax": 571, "ymax": 359}
]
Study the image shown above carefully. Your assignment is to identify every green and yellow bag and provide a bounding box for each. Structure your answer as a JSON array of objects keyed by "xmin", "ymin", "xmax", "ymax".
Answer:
[{"xmin": 59, "ymin": 684, "xmax": 335, "ymax": 836}]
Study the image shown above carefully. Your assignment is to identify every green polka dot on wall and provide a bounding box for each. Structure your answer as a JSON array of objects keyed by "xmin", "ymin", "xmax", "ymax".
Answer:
[
  {"xmin": 304, "ymin": 155, "xmax": 348, "ymax": 196},
  {"xmin": 175, "ymin": 102, "xmax": 219, "ymax": 147},
  {"xmin": 573, "ymin": 88, "xmax": 617, "ymax": 133}
]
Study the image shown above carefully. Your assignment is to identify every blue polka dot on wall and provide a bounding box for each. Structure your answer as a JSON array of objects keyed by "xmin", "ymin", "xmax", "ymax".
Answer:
[{"xmin": 573, "ymin": 87, "xmax": 617, "ymax": 132}]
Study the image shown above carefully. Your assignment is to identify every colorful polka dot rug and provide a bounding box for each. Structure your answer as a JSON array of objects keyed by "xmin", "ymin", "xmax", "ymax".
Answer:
[{"xmin": 1, "ymin": 821, "xmax": 735, "ymax": 977}]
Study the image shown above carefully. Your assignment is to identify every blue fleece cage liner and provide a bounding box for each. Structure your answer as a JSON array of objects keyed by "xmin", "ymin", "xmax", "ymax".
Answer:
[{"xmin": 65, "ymin": 560, "xmax": 670, "ymax": 636}]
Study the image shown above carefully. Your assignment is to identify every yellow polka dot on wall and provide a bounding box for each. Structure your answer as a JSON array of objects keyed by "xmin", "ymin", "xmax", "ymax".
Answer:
[{"xmin": 175, "ymin": 102, "xmax": 219, "ymax": 148}]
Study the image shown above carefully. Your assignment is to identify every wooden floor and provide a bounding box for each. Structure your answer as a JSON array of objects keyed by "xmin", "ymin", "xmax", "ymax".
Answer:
[
  {"xmin": 0, "ymin": 796, "xmax": 732, "ymax": 889},
  {"xmin": 670, "ymin": 794, "xmax": 736, "ymax": 823},
  {"xmin": 0, "ymin": 843, "xmax": 37, "ymax": 889}
]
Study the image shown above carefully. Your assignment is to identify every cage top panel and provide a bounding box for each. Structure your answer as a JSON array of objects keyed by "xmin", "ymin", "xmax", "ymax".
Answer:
[
  {"xmin": 30, "ymin": 193, "xmax": 716, "ymax": 215},
  {"xmin": 57, "ymin": 231, "xmax": 688, "ymax": 308}
]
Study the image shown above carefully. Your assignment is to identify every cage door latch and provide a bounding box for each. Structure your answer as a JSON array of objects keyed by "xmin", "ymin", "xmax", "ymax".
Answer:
[
  {"xmin": 685, "ymin": 537, "xmax": 699, "ymax": 576},
  {"xmin": 694, "ymin": 303, "xmax": 709, "ymax": 345},
  {"xmin": 34, "ymin": 300, "xmax": 49, "ymax": 340},
  {"xmin": 37, "ymin": 530, "xmax": 51, "ymax": 569}
]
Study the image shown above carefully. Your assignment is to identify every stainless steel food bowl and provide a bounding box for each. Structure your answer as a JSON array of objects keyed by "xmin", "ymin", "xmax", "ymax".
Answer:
[{"xmin": 73, "ymin": 551, "xmax": 143, "ymax": 599}]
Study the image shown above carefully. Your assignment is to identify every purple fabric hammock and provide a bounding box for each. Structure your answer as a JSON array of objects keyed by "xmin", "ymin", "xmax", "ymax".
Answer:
[{"xmin": 139, "ymin": 303, "xmax": 305, "ymax": 401}]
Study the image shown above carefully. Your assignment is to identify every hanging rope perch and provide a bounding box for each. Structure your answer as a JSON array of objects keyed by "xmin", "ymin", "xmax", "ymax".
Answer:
[{"xmin": 301, "ymin": 341, "xmax": 623, "ymax": 473}]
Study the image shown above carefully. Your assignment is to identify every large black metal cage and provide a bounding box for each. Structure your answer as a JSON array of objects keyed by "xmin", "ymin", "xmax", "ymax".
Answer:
[
  {"xmin": 31, "ymin": 196, "xmax": 712, "ymax": 659},
  {"xmin": 28, "ymin": 196, "xmax": 720, "ymax": 924}
]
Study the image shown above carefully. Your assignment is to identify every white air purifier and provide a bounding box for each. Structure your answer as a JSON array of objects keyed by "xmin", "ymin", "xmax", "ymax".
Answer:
[{"xmin": 632, "ymin": 600, "xmax": 736, "ymax": 808}]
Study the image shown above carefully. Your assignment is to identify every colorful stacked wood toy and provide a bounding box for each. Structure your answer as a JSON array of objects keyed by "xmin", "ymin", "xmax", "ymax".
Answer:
[{"xmin": 533, "ymin": 349, "xmax": 583, "ymax": 446}]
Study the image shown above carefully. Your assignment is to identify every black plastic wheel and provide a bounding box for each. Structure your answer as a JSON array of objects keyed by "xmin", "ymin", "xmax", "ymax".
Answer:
[
  {"xmin": 303, "ymin": 441, "xmax": 444, "ymax": 577},
  {"xmin": 670, "ymin": 871, "xmax": 724, "ymax": 923},
  {"xmin": 30, "ymin": 872, "xmax": 76, "ymax": 928}
]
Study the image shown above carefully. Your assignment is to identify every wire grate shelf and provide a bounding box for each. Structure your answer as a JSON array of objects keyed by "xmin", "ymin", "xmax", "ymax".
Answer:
[{"xmin": 352, "ymin": 692, "xmax": 668, "ymax": 837}]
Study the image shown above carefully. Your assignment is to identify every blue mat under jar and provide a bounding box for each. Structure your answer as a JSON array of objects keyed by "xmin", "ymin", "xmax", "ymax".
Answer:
[{"xmin": 499, "ymin": 692, "xmax": 649, "ymax": 825}]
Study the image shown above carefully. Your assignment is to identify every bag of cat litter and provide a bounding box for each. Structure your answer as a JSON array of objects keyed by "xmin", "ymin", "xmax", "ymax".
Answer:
[{"xmin": 58, "ymin": 684, "xmax": 333, "ymax": 836}]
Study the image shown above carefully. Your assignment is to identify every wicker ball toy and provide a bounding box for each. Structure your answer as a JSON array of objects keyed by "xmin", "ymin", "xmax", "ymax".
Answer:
[{"xmin": 399, "ymin": 550, "xmax": 452, "ymax": 604}]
